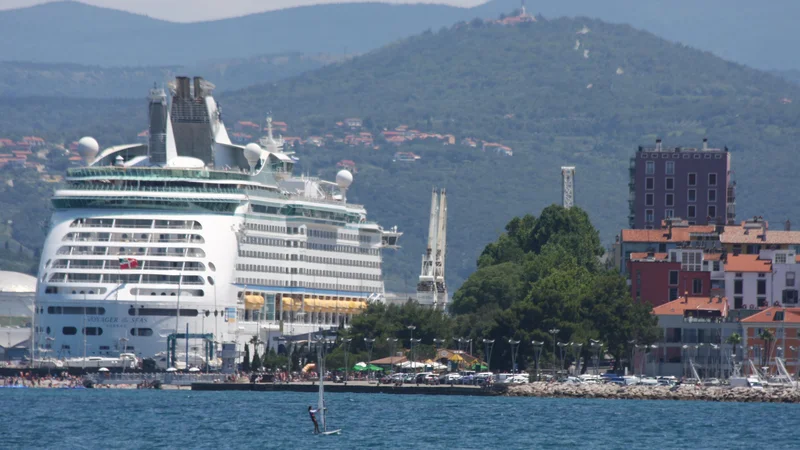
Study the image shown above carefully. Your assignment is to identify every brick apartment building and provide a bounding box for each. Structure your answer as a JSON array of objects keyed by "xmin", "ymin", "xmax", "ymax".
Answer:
[{"xmin": 628, "ymin": 139, "xmax": 735, "ymax": 229}]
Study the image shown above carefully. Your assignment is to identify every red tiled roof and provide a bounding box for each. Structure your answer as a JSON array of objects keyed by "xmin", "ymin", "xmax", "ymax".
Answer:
[
  {"xmin": 741, "ymin": 307, "xmax": 800, "ymax": 324},
  {"xmin": 720, "ymin": 224, "xmax": 800, "ymax": 245},
  {"xmin": 621, "ymin": 225, "xmax": 716, "ymax": 243},
  {"xmin": 652, "ymin": 296, "xmax": 728, "ymax": 316},
  {"xmin": 704, "ymin": 253, "xmax": 722, "ymax": 261},
  {"xmin": 724, "ymin": 254, "xmax": 772, "ymax": 273},
  {"xmin": 629, "ymin": 252, "xmax": 669, "ymax": 262}
]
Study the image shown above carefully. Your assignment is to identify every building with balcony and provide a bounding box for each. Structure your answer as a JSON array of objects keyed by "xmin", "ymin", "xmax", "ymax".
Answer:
[{"xmin": 652, "ymin": 295, "xmax": 752, "ymax": 378}]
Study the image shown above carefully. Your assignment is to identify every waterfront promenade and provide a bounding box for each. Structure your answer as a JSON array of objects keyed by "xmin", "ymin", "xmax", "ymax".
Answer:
[{"xmin": 192, "ymin": 380, "xmax": 492, "ymax": 396}]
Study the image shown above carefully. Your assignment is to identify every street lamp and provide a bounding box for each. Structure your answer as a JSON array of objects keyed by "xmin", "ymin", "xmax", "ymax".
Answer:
[
  {"xmin": 628, "ymin": 339, "xmax": 637, "ymax": 376},
  {"xmin": 591, "ymin": 340, "xmax": 603, "ymax": 375},
  {"xmin": 342, "ymin": 338, "xmax": 352, "ymax": 384},
  {"xmin": 557, "ymin": 342, "xmax": 567, "ymax": 375},
  {"xmin": 549, "ymin": 328, "xmax": 560, "ymax": 378},
  {"xmin": 508, "ymin": 340, "xmax": 520, "ymax": 374},
  {"xmin": 365, "ymin": 337, "xmax": 375, "ymax": 381},
  {"xmin": 571, "ymin": 342, "xmax": 583, "ymax": 375},
  {"xmin": 531, "ymin": 341, "xmax": 544, "ymax": 380},
  {"xmin": 482, "ymin": 339, "xmax": 495, "ymax": 372},
  {"xmin": 407, "ymin": 325, "xmax": 416, "ymax": 372},
  {"xmin": 650, "ymin": 344, "xmax": 659, "ymax": 377},
  {"xmin": 410, "ymin": 339, "xmax": 421, "ymax": 373},
  {"xmin": 386, "ymin": 338, "xmax": 398, "ymax": 374}
]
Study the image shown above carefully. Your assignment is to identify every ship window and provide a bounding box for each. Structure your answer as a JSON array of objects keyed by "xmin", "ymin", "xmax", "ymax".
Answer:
[
  {"xmin": 82, "ymin": 327, "xmax": 103, "ymax": 336},
  {"xmin": 62, "ymin": 327, "xmax": 77, "ymax": 335},
  {"xmin": 131, "ymin": 328, "xmax": 153, "ymax": 337},
  {"xmin": 46, "ymin": 327, "xmax": 51, "ymax": 334}
]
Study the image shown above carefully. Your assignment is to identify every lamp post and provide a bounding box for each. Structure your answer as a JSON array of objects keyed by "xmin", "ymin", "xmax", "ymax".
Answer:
[
  {"xmin": 549, "ymin": 328, "xmax": 560, "ymax": 378},
  {"xmin": 532, "ymin": 341, "xmax": 544, "ymax": 380},
  {"xmin": 453, "ymin": 337, "xmax": 464, "ymax": 353},
  {"xmin": 343, "ymin": 338, "xmax": 352, "ymax": 384},
  {"xmin": 386, "ymin": 337, "xmax": 398, "ymax": 374},
  {"xmin": 365, "ymin": 337, "xmax": 375, "ymax": 381},
  {"xmin": 407, "ymin": 325, "xmax": 416, "ymax": 372},
  {"xmin": 482, "ymin": 339, "xmax": 495, "ymax": 372},
  {"xmin": 591, "ymin": 340, "xmax": 602, "ymax": 375},
  {"xmin": 572, "ymin": 342, "xmax": 583, "ymax": 375},
  {"xmin": 557, "ymin": 342, "xmax": 567, "ymax": 375},
  {"xmin": 628, "ymin": 339, "xmax": 637, "ymax": 376},
  {"xmin": 509, "ymin": 339, "xmax": 520, "ymax": 374},
  {"xmin": 650, "ymin": 344, "xmax": 659, "ymax": 377}
]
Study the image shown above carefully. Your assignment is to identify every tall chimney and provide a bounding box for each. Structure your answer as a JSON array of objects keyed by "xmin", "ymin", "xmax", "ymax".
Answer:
[
  {"xmin": 786, "ymin": 219, "xmax": 792, "ymax": 231},
  {"xmin": 702, "ymin": 138, "xmax": 708, "ymax": 150},
  {"xmin": 655, "ymin": 138, "xmax": 662, "ymax": 151}
]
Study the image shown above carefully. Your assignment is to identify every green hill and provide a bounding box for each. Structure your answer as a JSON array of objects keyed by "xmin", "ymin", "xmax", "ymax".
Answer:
[
  {"xmin": 0, "ymin": 54, "xmax": 336, "ymax": 98},
  {"xmin": 222, "ymin": 17, "xmax": 800, "ymax": 290},
  {"xmin": 3, "ymin": 17, "xmax": 800, "ymax": 292}
]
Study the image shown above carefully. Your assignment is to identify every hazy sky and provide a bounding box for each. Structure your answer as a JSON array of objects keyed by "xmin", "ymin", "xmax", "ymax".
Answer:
[{"xmin": 0, "ymin": 0, "xmax": 485, "ymax": 22}]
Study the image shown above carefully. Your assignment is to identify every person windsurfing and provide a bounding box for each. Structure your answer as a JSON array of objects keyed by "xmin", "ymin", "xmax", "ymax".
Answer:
[{"xmin": 308, "ymin": 406, "xmax": 320, "ymax": 434}]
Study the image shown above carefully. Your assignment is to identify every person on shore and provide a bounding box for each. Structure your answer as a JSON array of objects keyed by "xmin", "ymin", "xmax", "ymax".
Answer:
[{"xmin": 308, "ymin": 406, "xmax": 320, "ymax": 434}]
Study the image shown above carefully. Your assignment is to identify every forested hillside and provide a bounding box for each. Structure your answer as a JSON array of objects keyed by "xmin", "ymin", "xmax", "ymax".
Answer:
[
  {"xmin": 3, "ymin": 17, "xmax": 800, "ymax": 293},
  {"xmin": 0, "ymin": 54, "xmax": 335, "ymax": 98}
]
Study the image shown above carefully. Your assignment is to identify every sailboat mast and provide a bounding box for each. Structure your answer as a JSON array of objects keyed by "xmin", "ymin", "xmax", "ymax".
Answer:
[{"xmin": 318, "ymin": 343, "xmax": 326, "ymax": 432}]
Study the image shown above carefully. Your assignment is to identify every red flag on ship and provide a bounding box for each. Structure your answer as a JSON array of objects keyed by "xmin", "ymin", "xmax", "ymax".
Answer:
[{"xmin": 119, "ymin": 257, "xmax": 139, "ymax": 269}]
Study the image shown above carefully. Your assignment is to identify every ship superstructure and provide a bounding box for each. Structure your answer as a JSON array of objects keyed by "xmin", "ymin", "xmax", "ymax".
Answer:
[
  {"xmin": 35, "ymin": 77, "xmax": 401, "ymax": 365},
  {"xmin": 416, "ymin": 188, "xmax": 448, "ymax": 310}
]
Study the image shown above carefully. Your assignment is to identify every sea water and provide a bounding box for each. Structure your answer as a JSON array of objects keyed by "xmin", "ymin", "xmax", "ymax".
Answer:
[{"xmin": 0, "ymin": 389, "xmax": 795, "ymax": 449}]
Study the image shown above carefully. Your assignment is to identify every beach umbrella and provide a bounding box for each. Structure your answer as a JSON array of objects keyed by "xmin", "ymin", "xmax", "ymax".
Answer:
[
  {"xmin": 165, "ymin": 367, "xmax": 178, "ymax": 372},
  {"xmin": 97, "ymin": 367, "xmax": 110, "ymax": 372},
  {"xmin": 367, "ymin": 364, "xmax": 383, "ymax": 372},
  {"xmin": 188, "ymin": 367, "xmax": 201, "ymax": 372},
  {"xmin": 448, "ymin": 354, "xmax": 464, "ymax": 362},
  {"xmin": 355, "ymin": 362, "xmax": 367, "ymax": 368},
  {"xmin": 352, "ymin": 364, "xmax": 367, "ymax": 372}
]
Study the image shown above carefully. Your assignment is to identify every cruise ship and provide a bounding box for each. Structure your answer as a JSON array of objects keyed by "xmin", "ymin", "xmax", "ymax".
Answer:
[{"xmin": 34, "ymin": 76, "xmax": 401, "ymax": 366}]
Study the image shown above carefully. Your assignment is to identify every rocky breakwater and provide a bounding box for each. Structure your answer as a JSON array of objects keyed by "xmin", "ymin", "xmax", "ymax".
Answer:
[{"xmin": 502, "ymin": 382, "xmax": 800, "ymax": 403}]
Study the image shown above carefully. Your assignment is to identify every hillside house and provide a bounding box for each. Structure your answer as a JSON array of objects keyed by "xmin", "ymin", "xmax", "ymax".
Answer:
[
  {"xmin": 393, "ymin": 152, "xmax": 420, "ymax": 162},
  {"xmin": 235, "ymin": 121, "xmax": 261, "ymax": 132},
  {"xmin": 344, "ymin": 118, "xmax": 362, "ymax": 129},
  {"xmin": 483, "ymin": 142, "xmax": 513, "ymax": 156},
  {"xmin": 21, "ymin": 136, "xmax": 45, "ymax": 147},
  {"xmin": 337, "ymin": 160, "xmax": 357, "ymax": 172},
  {"xmin": 307, "ymin": 137, "xmax": 324, "ymax": 147},
  {"xmin": 271, "ymin": 121, "xmax": 288, "ymax": 133}
]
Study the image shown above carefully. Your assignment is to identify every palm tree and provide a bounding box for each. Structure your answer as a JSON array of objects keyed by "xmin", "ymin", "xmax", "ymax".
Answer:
[
  {"xmin": 758, "ymin": 329, "xmax": 775, "ymax": 367},
  {"xmin": 726, "ymin": 333, "xmax": 742, "ymax": 359}
]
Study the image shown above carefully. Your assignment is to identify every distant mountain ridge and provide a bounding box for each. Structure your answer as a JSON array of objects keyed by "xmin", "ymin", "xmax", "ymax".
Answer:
[
  {"xmin": 3, "ymin": 0, "xmax": 800, "ymax": 71},
  {"xmin": 0, "ymin": 1, "xmax": 472, "ymax": 66},
  {"xmin": 0, "ymin": 53, "xmax": 338, "ymax": 98}
]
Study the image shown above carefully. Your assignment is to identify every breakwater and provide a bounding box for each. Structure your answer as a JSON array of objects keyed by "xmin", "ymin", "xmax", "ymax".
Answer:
[
  {"xmin": 501, "ymin": 382, "xmax": 800, "ymax": 403},
  {"xmin": 192, "ymin": 381, "xmax": 494, "ymax": 396}
]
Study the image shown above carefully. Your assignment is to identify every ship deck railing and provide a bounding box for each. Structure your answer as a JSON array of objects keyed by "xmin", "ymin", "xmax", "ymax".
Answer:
[{"xmin": 62, "ymin": 184, "xmax": 244, "ymax": 195}]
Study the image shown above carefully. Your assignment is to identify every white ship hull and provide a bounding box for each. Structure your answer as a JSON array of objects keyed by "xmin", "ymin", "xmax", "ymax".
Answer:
[{"xmin": 33, "ymin": 76, "xmax": 402, "ymax": 365}]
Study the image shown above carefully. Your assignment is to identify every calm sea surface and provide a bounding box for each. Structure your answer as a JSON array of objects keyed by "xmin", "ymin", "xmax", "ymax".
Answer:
[{"xmin": 0, "ymin": 389, "xmax": 796, "ymax": 449}]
